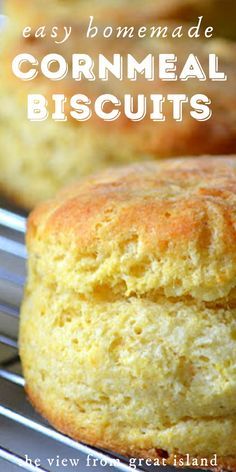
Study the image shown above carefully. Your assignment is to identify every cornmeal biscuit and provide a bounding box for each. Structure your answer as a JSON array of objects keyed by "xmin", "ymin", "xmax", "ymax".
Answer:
[
  {"xmin": 0, "ymin": 24, "xmax": 236, "ymax": 209},
  {"xmin": 20, "ymin": 157, "xmax": 236, "ymax": 470},
  {"xmin": 6, "ymin": 0, "xmax": 236, "ymax": 39}
]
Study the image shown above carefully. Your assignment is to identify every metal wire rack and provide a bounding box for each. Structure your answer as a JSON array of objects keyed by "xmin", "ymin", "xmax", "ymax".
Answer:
[{"xmin": 0, "ymin": 206, "xmax": 151, "ymax": 472}]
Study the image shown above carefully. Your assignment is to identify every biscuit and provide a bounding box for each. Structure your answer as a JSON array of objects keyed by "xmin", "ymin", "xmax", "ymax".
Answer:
[
  {"xmin": 6, "ymin": 0, "xmax": 236, "ymax": 39},
  {"xmin": 20, "ymin": 157, "xmax": 236, "ymax": 470},
  {"xmin": 0, "ymin": 25, "xmax": 236, "ymax": 209}
]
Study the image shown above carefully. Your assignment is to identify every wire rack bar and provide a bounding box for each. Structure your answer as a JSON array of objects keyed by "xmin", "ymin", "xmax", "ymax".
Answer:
[
  {"xmin": 0, "ymin": 268, "xmax": 25, "ymax": 287},
  {"xmin": 0, "ymin": 446, "xmax": 50, "ymax": 472},
  {"xmin": 0, "ymin": 301, "xmax": 19, "ymax": 318},
  {"xmin": 0, "ymin": 403, "xmax": 137, "ymax": 472},
  {"xmin": 0, "ymin": 235, "xmax": 27, "ymax": 259},
  {"xmin": 0, "ymin": 369, "xmax": 24, "ymax": 386},
  {"xmin": 0, "ymin": 333, "xmax": 18, "ymax": 349},
  {"xmin": 0, "ymin": 209, "xmax": 26, "ymax": 233}
]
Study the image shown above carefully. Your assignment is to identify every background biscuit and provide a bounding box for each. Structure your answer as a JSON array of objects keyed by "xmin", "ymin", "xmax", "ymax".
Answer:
[{"xmin": 1, "ymin": 27, "xmax": 236, "ymax": 209}]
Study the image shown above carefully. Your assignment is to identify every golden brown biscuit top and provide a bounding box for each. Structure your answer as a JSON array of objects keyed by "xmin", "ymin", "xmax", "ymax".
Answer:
[{"xmin": 28, "ymin": 157, "xmax": 236, "ymax": 302}]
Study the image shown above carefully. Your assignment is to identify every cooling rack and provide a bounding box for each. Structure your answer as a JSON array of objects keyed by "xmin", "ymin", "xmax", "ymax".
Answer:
[{"xmin": 0, "ymin": 205, "xmax": 151, "ymax": 472}]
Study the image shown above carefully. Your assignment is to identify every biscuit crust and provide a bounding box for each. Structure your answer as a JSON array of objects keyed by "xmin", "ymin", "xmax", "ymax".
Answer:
[
  {"xmin": 28, "ymin": 157, "xmax": 236, "ymax": 302},
  {"xmin": 24, "ymin": 385, "xmax": 236, "ymax": 472}
]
